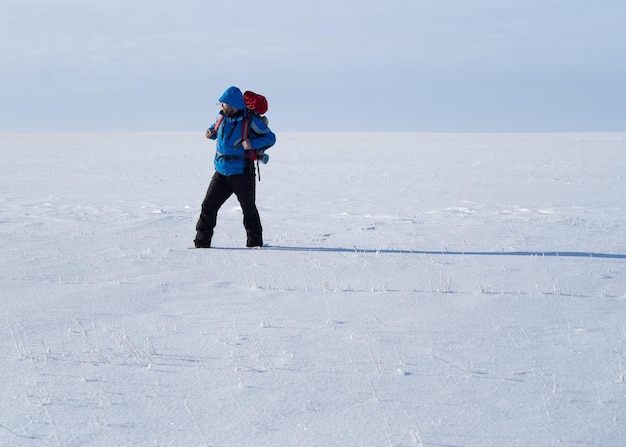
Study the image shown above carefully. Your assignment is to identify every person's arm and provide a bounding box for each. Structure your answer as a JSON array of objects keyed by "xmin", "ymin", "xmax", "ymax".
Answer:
[
  {"xmin": 206, "ymin": 114, "xmax": 223, "ymax": 139},
  {"xmin": 242, "ymin": 115, "xmax": 276, "ymax": 151}
]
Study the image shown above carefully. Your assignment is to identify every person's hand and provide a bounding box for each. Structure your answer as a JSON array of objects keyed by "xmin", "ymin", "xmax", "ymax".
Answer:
[
  {"xmin": 206, "ymin": 129, "xmax": 215, "ymax": 138},
  {"xmin": 242, "ymin": 139, "xmax": 252, "ymax": 150}
]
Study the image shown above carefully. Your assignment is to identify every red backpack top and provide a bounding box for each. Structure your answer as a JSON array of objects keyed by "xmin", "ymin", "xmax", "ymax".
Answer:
[{"xmin": 243, "ymin": 91, "xmax": 268, "ymax": 115}]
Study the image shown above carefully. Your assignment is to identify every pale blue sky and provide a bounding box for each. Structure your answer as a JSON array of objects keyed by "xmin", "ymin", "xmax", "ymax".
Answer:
[{"xmin": 1, "ymin": 0, "xmax": 624, "ymax": 132}]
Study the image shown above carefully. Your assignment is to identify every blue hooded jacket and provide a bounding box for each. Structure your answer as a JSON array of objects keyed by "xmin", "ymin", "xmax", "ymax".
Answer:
[{"xmin": 207, "ymin": 87, "xmax": 276, "ymax": 176}]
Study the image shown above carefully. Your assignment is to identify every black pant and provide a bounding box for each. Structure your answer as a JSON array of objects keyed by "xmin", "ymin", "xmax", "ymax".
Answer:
[{"xmin": 195, "ymin": 170, "xmax": 262, "ymax": 247}]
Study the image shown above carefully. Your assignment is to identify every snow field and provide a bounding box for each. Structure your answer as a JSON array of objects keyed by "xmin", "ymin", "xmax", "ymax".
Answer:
[{"xmin": 1, "ymin": 132, "xmax": 626, "ymax": 446}]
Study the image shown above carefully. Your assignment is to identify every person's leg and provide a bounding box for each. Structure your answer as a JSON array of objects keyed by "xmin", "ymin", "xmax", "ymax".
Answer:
[
  {"xmin": 231, "ymin": 172, "xmax": 263, "ymax": 247},
  {"xmin": 195, "ymin": 173, "xmax": 233, "ymax": 247}
]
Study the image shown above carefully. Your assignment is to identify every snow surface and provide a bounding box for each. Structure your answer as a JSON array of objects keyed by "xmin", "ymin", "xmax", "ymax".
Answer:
[{"xmin": 1, "ymin": 132, "xmax": 626, "ymax": 447}]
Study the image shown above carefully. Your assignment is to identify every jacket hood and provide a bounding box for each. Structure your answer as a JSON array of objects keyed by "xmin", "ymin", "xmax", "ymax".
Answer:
[{"xmin": 218, "ymin": 86, "xmax": 246, "ymax": 110}]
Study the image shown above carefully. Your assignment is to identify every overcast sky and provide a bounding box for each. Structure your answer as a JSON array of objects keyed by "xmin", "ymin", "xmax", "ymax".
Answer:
[{"xmin": 1, "ymin": 0, "xmax": 624, "ymax": 132}]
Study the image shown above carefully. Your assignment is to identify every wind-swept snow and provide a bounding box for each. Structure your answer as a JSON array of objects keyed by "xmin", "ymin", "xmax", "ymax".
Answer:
[{"xmin": 1, "ymin": 132, "xmax": 625, "ymax": 446}]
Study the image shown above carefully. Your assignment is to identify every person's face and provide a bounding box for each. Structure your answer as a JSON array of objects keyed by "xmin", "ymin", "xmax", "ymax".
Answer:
[{"xmin": 221, "ymin": 103, "xmax": 239, "ymax": 117}]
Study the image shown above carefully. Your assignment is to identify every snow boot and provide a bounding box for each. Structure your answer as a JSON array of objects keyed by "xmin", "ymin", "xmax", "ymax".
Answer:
[
  {"xmin": 194, "ymin": 230, "xmax": 212, "ymax": 248},
  {"xmin": 246, "ymin": 233, "xmax": 263, "ymax": 248}
]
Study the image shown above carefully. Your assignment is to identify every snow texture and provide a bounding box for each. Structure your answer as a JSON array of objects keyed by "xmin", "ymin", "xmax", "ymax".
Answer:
[{"xmin": 1, "ymin": 132, "xmax": 626, "ymax": 446}]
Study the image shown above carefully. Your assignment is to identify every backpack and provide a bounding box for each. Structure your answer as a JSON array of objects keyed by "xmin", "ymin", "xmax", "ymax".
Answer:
[
  {"xmin": 240, "ymin": 91, "xmax": 269, "ymax": 147},
  {"xmin": 243, "ymin": 90, "xmax": 268, "ymax": 115}
]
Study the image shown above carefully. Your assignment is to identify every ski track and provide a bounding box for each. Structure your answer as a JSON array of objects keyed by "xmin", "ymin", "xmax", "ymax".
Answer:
[{"xmin": 1, "ymin": 132, "xmax": 626, "ymax": 446}]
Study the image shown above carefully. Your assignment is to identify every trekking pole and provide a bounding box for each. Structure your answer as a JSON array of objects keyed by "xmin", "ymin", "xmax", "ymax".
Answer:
[{"xmin": 248, "ymin": 148, "xmax": 261, "ymax": 181}]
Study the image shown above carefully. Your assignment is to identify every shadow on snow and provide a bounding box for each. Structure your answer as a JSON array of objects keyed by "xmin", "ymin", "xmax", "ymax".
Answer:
[{"xmin": 219, "ymin": 246, "xmax": 626, "ymax": 259}]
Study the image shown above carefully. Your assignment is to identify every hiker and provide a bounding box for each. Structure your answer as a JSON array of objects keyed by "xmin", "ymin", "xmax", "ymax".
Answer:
[{"xmin": 194, "ymin": 86, "xmax": 276, "ymax": 248}]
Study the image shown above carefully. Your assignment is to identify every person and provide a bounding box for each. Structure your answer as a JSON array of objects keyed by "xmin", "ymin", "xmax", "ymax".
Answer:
[{"xmin": 194, "ymin": 86, "xmax": 276, "ymax": 248}]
